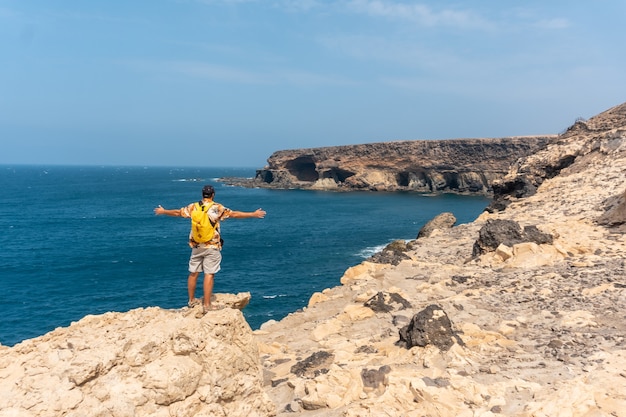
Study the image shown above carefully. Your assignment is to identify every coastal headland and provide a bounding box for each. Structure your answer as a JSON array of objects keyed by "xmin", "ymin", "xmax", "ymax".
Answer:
[
  {"xmin": 221, "ymin": 136, "xmax": 553, "ymax": 194},
  {"xmin": 1, "ymin": 102, "xmax": 625, "ymax": 416}
]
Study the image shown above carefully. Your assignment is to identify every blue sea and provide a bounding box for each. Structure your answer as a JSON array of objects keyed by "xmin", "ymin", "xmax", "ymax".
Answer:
[{"xmin": 0, "ymin": 165, "xmax": 490, "ymax": 347}]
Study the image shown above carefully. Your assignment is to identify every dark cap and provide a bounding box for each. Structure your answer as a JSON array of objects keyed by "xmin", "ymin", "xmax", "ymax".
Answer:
[{"xmin": 202, "ymin": 185, "xmax": 215, "ymax": 198}]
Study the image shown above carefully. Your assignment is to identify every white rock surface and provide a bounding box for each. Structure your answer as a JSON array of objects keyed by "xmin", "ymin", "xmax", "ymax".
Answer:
[{"xmin": 0, "ymin": 305, "xmax": 275, "ymax": 417}]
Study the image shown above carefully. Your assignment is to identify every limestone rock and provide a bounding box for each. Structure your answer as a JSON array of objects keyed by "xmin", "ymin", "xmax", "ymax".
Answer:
[
  {"xmin": 255, "ymin": 102, "xmax": 626, "ymax": 417},
  {"xmin": 213, "ymin": 291, "xmax": 251, "ymax": 309},
  {"xmin": 0, "ymin": 307, "xmax": 275, "ymax": 417},
  {"xmin": 489, "ymin": 102, "xmax": 626, "ymax": 211}
]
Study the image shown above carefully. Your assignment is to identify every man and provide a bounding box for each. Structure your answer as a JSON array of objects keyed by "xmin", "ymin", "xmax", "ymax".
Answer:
[{"xmin": 154, "ymin": 185, "xmax": 266, "ymax": 314}]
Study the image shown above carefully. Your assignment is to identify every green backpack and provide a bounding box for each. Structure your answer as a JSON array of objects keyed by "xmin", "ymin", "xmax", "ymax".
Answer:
[{"xmin": 190, "ymin": 201, "xmax": 217, "ymax": 243}]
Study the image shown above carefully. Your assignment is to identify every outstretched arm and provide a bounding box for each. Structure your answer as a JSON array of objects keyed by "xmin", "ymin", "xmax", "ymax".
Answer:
[
  {"xmin": 229, "ymin": 208, "xmax": 266, "ymax": 219},
  {"xmin": 154, "ymin": 205, "xmax": 182, "ymax": 217}
]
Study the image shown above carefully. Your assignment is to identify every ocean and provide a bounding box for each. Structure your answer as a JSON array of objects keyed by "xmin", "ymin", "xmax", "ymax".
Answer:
[{"xmin": 0, "ymin": 165, "xmax": 490, "ymax": 347}]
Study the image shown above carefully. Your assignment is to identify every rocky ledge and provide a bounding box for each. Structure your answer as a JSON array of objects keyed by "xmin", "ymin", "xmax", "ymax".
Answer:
[
  {"xmin": 1, "ymin": 102, "xmax": 625, "ymax": 417},
  {"xmin": 221, "ymin": 136, "xmax": 553, "ymax": 194}
]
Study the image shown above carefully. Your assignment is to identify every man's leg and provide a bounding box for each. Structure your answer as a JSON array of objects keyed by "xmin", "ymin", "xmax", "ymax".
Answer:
[
  {"xmin": 203, "ymin": 273, "xmax": 215, "ymax": 309},
  {"xmin": 188, "ymin": 271, "xmax": 200, "ymax": 304}
]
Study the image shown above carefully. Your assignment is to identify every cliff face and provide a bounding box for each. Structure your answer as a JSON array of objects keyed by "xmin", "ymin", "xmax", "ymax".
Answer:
[
  {"xmin": 489, "ymin": 103, "xmax": 626, "ymax": 210},
  {"xmin": 252, "ymin": 136, "xmax": 553, "ymax": 193}
]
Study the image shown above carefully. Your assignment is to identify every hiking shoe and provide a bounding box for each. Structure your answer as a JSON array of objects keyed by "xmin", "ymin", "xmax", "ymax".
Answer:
[{"xmin": 187, "ymin": 299, "xmax": 200, "ymax": 308}]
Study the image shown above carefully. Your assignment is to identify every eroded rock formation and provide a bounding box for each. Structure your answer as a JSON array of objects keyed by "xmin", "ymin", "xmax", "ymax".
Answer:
[
  {"xmin": 489, "ymin": 102, "xmax": 626, "ymax": 211},
  {"xmin": 239, "ymin": 136, "xmax": 553, "ymax": 193},
  {"xmin": 0, "ymin": 300, "xmax": 275, "ymax": 417}
]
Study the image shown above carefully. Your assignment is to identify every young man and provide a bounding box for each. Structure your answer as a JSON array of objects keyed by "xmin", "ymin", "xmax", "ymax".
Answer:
[{"xmin": 154, "ymin": 185, "xmax": 266, "ymax": 314}]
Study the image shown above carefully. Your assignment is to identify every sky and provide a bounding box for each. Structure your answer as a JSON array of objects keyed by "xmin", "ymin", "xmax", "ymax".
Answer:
[{"xmin": 1, "ymin": 1, "xmax": 625, "ymax": 168}]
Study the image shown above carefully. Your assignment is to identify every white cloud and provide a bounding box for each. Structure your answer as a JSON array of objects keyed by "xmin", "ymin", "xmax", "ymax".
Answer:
[{"xmin": 344, "ymin": 0, "xmax": 493, "ymax": 30}]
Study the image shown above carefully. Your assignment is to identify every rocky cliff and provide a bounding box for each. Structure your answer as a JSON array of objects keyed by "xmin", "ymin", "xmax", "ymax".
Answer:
[
  {"xmin": 253, "ymin": 102, "xmax": 626, "ymax": 416},
  {"xmin": 236, "ymin": 136, "xmax": 553, "ymax": 193},
  {"xmin": 0, "ymin": 294, "xmax": 275, "ymax": 417},
  {"xmin": 1, "ymin": 103, "xmax": 625, "ymax": 417}
]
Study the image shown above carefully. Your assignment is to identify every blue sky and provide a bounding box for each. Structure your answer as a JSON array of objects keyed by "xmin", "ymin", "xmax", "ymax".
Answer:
[{"xmin": 1, "ymin": 1, "xmax": 625, "ymax": 168}]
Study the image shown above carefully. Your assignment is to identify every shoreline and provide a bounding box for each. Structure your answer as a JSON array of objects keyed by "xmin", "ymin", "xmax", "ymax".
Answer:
[{"xmin": 217, "ymin": 175, "xmax": 495, "ymax": 197}]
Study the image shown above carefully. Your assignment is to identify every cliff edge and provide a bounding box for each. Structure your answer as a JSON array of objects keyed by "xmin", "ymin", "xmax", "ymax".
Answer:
[
  {"xmin": 224, "ymin": 136, "xmax": 553, "ymax": 193},
  {"xmin": 0, "ymin": 294, "xmax": 275, "ymax": 417}
]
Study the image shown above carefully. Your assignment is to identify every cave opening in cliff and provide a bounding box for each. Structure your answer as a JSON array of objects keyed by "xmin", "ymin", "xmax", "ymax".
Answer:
[
  {"xmin": 322, "ymin": 168, "xmax": 355, "ymax": 183},
  {"xmin": 256, "ymin": 170, "xmax": 274, "ymax": 183},
  {"xmin": 444, "ymin": 172, "xmax": 460, "ymax": 190},
  {"xmin": 286, "ymin": 156, "xmax": 319, "ymax": 182},
  {"xmin": 396, "ymin": 172, "xmax": 410, "ymax": 187}
]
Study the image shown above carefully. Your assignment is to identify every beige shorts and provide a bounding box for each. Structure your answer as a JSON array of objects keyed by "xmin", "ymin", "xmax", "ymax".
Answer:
[{"xmin": 188, "ymin": 246, "xmax": 222, "ymax": 274}]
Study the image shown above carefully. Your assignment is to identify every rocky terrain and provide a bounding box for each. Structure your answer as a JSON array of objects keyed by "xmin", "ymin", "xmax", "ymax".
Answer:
[
  {"xmin": 253, "ymin": 102, "xmax": 626, "ymax": 416},
  {"xmin": 1, "ymin": 102, "xmax": 625, "ymax": 417},
  {"xmin": 222, "ymin": 136, "xmax": 552, "ymax": 194}
]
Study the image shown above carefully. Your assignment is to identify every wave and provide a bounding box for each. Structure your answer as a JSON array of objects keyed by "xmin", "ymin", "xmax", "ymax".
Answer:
[
  {"xmin": 173, "ymin": 177, "xmax": 226, "ymax": 183},
  {"xmin": 355, "ymin": 239, "xmax": 412, "ymax": 259},
  {"xmin": 355, "ymin": 244, "xmax": 387, "ymax": 259},
  {"xmin": 173, "ymin": 178, "xmax": 205, "ymax": 182}
]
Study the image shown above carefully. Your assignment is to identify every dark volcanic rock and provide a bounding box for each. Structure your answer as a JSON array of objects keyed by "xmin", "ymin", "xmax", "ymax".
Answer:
[
  {"xmin": 290, "ymin": 351, "xmax": 334, "ymax": 378},
  {"xmin": 472, "ymin": 219, "xmax": 554, "ymax": 257},
  {"xmin": 364, "ymin": 291, "xmax": 412, "ymax": 313},
  {"xmin": 360, "ymin": 366, "xmax": 391, "ymax": 392},
  {"xmin": 522, "ymin": 225, "xmax": 554, "ymax": 245},
  {"xmin": 397, "ymin": 305, "xmax": 463, "ymax": 351},
  {"xmin": 368, "ymin": 240, "xmax": 412, "ymax": 265},
  {"xmin": 597, "ymin": 188, "xmax": 626, "ymax": 226}
]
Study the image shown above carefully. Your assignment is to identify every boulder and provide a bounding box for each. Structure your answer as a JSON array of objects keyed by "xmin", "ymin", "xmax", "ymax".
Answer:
[
  {"xmin": 417, "ymin": 212, "xmax": 457, "ymax": 238},
  {"xmin": 397, "ymin": 304, "xmax": 463, "ymax": 351},
  {"xmin": 472, "ymin": 219, "xmax": 553, "ymax": 257},
  {"xmin": 597, "ymin": 188, "xmax": 626, "ymax": 226}
]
